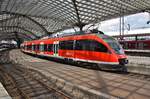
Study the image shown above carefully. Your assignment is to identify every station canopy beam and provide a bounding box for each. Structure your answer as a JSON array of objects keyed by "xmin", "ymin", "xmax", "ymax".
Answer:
[
  {"xmin": 0, "ymin": 31, "xmax": 33, "ymax": 41},
  {"xmin": 0, "ymin": 0, "xmax": 150, "ymax": 41}
]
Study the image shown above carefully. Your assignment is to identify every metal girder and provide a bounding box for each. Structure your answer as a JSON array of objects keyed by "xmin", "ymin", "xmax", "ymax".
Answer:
[
  {"xmin": 0, "ymin": 0, "xmax": 149, "ymax": 39},
  {"xmin": 0, "ymin": 30, "xmax": 34, "ymax": 39},
  {"xmin": 0, "ymin": 33, "xmax": 31, "ymax": 41},
  {"xmin": 0, "ymin": 33, "xmax": 31, "ymax": 40},
  {"xmin": 0, "ymin": 26, "xmax": 40, "ymax": 38},
  {"xmin": 0, "ymin": 15, "xmax": 45, "ymax": 37},
  {"xmin": 0, "ymin": 31, "xmax": 33, "ymax": 40},
  {"xmin": 72, "ymin": 0, "xmax": 84, "ymax": 31},
  {"xmin": 0, "ymin": 11, "xmax": 49, "ymax": 35}
]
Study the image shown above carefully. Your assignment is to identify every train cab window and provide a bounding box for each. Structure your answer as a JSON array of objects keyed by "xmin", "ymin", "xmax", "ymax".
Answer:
[
  {"xmin": 48, "ymin": 44, "xmax": 53, "ymax": 51},
  {"xmin": 59, "ymin": 40, "xmax": 74, "ymax": 50}
]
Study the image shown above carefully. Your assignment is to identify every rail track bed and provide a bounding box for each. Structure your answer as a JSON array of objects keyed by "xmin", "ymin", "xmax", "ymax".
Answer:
[{"xmin": 0, "ymin": 65, "xmax": 70, "ymax": 99}]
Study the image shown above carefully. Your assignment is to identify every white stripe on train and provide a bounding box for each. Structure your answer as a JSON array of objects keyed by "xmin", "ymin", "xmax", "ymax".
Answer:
[{"xmin": 23, "ymin": 50, "xmax": 119, "ymax": 65}]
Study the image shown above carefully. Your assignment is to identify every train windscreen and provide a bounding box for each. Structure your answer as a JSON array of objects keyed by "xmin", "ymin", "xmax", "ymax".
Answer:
[
  {"xmin": 107, "ymin": 41, "xmax": 124, "ymax": 54},
  {"xmin": 100, "ymin": 35, "xmax": 124, "ymax": 54}
]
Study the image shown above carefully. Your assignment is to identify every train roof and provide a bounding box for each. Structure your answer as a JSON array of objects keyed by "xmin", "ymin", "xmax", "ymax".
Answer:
[
  {"xmin": 45, "ymin": 29, "xmax": 104, "ymax": 38},
  {"xmin": 23, "ymin": 30, "xmax": 114, "ymax": 44}
]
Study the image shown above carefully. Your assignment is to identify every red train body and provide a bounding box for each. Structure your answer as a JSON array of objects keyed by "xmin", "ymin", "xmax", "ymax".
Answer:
[{"xmin": 21, "ymin": 33, "xmax": 128, "ymax": 65}]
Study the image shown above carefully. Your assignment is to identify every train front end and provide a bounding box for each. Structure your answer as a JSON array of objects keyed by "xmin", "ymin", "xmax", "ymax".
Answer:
[
  {"xmin": 100, "ymin": 34, "xmax": 128, "ymax": 65},
  {"xmin": 107, "ymin": 40, "xmax": 128, "ymax": 65}
]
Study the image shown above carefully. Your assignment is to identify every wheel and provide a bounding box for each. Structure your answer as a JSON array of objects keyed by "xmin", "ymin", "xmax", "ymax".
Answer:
[
  {"xmin": 96, "ymin": 64, "xmax": 103, "ymax": 70},
  {"xmin": 120, "ymin": 66, "xmax": 128, "ymax": 73}
]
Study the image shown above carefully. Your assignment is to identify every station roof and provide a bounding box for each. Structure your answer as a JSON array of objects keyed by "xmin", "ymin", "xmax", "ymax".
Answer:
[{"xmin": 0, "ymin": 0, "xmax": 150, "ymax": 41}]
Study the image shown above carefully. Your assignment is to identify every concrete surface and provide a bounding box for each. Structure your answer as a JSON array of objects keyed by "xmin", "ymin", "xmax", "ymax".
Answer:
[
  {"xmin": 127, "ymin": 55, "xmax": 150, "ymax": 75},
  {"xmin": 7, "ymin": 49, "xmax": 150, "ymax": 99}
]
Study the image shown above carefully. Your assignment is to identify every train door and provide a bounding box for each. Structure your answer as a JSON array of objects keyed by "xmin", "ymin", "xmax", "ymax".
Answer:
[
  {"xmin": 53, "ymin": 41, "xmax": 59, "ymax": 56},
  {"xmin": 40, "ymin": 42, "xmax": 44, "ymax": 54},
  {"xmin": 24, "ymin": 45, "xmax": 26, "ymax": 50},
  {"xmin": 32, "ymin": 43, "xmax": 34, "ymax": 52},
  {"xmin": 73, "ymin": 40, "xmax": 76, "ymax": 58}
]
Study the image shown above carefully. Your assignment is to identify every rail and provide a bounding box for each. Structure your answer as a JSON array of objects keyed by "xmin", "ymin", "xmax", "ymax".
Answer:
[{"xmin": 0, "ymin": 65, "xmax": 71, "ymax": 99}]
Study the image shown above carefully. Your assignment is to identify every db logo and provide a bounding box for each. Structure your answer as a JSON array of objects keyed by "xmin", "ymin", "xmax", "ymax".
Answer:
[{"xmin": 66, "ymin": 52, "xmax": 71, "ymax": 56}]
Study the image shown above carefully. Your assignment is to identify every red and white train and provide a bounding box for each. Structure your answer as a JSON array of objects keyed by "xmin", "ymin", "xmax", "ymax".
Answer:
[{"xmin": 21, "ymin": 32, "xmax": 128, "ymax": 66}]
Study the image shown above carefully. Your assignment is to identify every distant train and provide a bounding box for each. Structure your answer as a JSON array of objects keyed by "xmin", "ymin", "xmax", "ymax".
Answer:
[
  {"xmin": 21, "ymin": 31, "xmax": 128, "ymax": 66},
  {"xmin": 113, "ymin": 33, "xmax": 150, "ymax": 50},
  {"xmin": 119, "ymin": 40, "xmax": 150, "ymax": 49}
]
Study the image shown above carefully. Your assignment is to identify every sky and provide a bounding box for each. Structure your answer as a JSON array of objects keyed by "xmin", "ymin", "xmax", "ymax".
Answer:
[
  {"xmin": 54, "ymin": 12, "xmax": 150, "ymax": 37},
  {"xmin": 99, "ymin": 12, "xmax": 150, "ymax": 35}
]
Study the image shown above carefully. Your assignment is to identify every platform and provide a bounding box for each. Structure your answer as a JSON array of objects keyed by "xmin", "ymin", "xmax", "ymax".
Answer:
[
  {"xmin": 0, "ymin": 83, "xmax": 11, "ymax": 99},
  {"xmin": 125, "ymin": 49, "xmax": 150, "ymax": 57},
  {"xmin": 127, "ymin": 55, "xmax": 150, "ymax": 75},
  {"xmin": 7, "ymin": 49, "xmax": 150, "ymax": 99}
]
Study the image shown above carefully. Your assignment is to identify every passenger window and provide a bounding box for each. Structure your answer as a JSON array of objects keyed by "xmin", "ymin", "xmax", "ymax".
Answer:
[
  {"xmin": 28, "ymin": 45, "xmax": 32, "ymax": 50},
  {"xmin": 40, "ymin": 44, "xmax": 44, "ymax": 51},
  {"xmin": 92, "ymin": 41, "xmax": 108, "ymax": 52},
  {"xmin": 60, "ymin": 40, "xmax": 74, "ymax": 50},
  {"xmin": 75, "ymin": 40, "xmax": 82, "ymax": 50},
  {"xmin": 32, "ymin": 45, "xmax": 36, "ymax": 51},
  {"xmin": 48, "ymin": 44, "xmax": 53, "ymax": 51},
  {"xmin": 75, "ymin": 39, "xmax": 108, "ymax": 52},
  {"xmin": 44, "ymin": 44, "xmax": 47, "ymax": 51},
  {"xmin": 36, "ymin": 44, "xmax": 39, "ymax": 50}
]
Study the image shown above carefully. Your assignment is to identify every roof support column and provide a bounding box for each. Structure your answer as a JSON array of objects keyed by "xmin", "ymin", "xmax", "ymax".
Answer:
[
  {"xmin": 147, "ymin": 12, "xmax": 150, "ymax": 24},
  {"xmin": 72, "ymin": 0, "xmax": 84, "ymax": 32},
  {"xmin": 119, "ymin": 3, "xmax": 125, "ymax": 41},
  {"xmin": 14, "ymin": 31, "xmax": 22, "ymax": 48}
]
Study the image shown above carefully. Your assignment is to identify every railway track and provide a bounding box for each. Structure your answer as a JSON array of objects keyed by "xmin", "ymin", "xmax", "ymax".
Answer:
[{"xmin": 0, "ymin": 65, "xmax": 71, "ymax": 99}]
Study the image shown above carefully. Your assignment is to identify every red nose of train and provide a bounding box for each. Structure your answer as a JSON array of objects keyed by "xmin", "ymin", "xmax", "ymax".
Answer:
[{"xmin": 117, "ymin": 54, "xmax": 128, "ymax": 65}]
